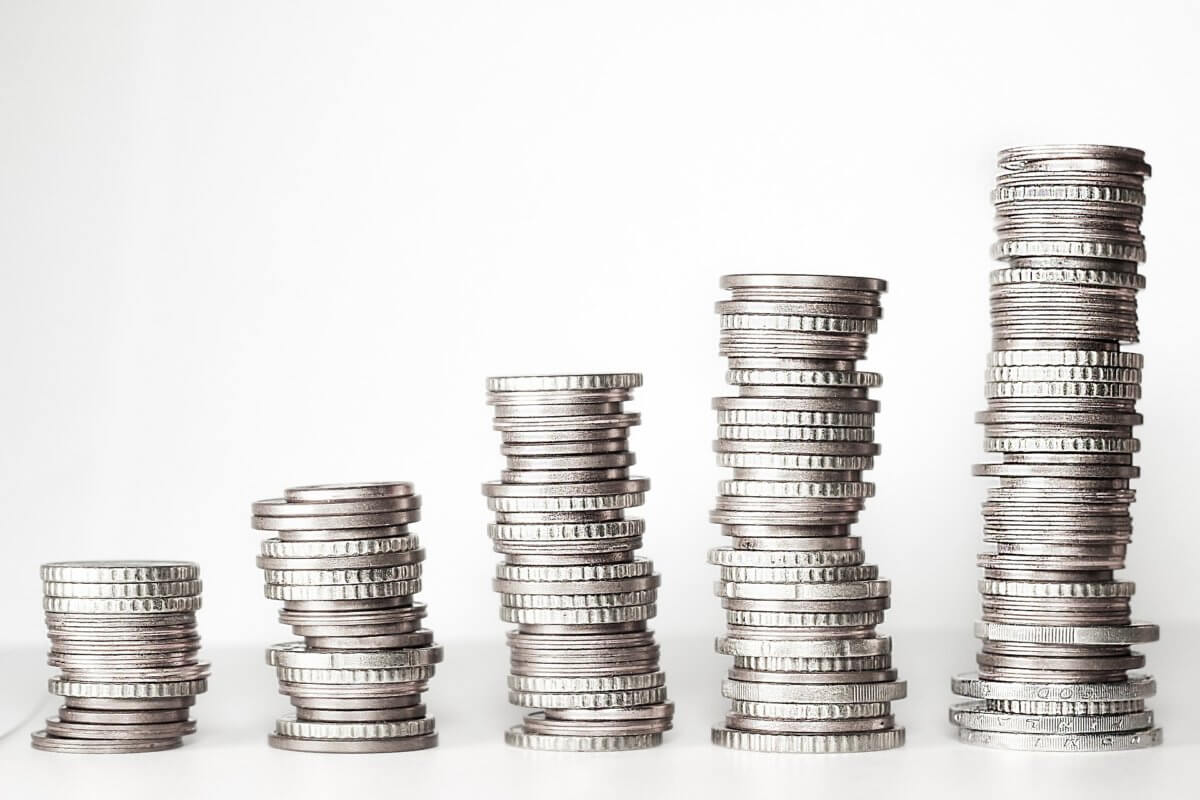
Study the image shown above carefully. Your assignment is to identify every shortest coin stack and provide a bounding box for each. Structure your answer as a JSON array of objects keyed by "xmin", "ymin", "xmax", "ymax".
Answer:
[
  {"xmin": 33, "ymin": 561, "xmax": 208, "ymax": 754},
  {"xmin": 252, "ymin": 481, "xmax": 441, "ymax": 753}
]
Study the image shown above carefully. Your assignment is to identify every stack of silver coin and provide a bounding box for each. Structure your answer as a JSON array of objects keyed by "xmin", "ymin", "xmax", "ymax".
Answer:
[
  {"xmin": 709, "ymin": 274, "xmax": 906, "ymax": 754},
  {"xmin": 251, "ymin": 482, "xmax": 441, "ymax": 753},
  {"xmin": 33, "ymin": 561, "xmax": 208, "ymax": 754},
  {"xmin": 950, "ymin": 144, "xmax": 1162, "ymax": 751},
  {"xmin": 484, "ymin": 374, "xmax": 674, "ymax": 751}
]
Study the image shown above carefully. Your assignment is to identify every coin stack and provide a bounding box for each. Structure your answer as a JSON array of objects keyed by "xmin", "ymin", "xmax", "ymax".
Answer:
[
  {"xmin": 949, "ymin": 144, "xmax": 1162, "ymax": 751},
  {"xmin": 32, "ymin": 561, "xmax": 207, "ymax": 754},
  {"xmin": 484, "ymin": 374, "xmax": 674, "ymax": 752},
  {"xmin": 708, "ymin": 274, "xmax": 906, "ymax": 754},
  {"xmin": 251, "ymin": 482, "xmax": 441, "ymax": 753}
]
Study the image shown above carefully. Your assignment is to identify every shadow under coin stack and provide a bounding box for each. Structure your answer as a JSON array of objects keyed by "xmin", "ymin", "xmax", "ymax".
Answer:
[
  {"xmin": 484, "ymin": 374, "xmax": 674, "ymax": 751},
  {"xmin": 950, "ymin": 145, "xmax": 1162, "ymax": 751},
  {"xmin": 33, "ymin": 561, "xmax": 207, "ymax": 754},
  {"xmin": 251, "ymin": 482, "xmax": 441, "ymax": 753},
  {"xmin": 709, "ymin": 274, "xmax": 906, "ymax": 754}
]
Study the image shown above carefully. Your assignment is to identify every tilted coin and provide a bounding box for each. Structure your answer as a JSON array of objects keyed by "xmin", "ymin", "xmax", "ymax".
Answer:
[
  {"xmin": 283, "ymin": 482, "xmax": 414, "ymax": 502},
  {"xmin": 274, "ymin": 715, "xmax": 435, "ymax": 740},
  {"xmin": 266, "ymin": 642, "xmax": 443, "ymax": 669},
  {"xmin": 949, "ymin": 701, "xmax": 1153, "ymax": 734},
  {"xmin": 504, "ymin": 725, "xmax": 662, "ymax": 751}
]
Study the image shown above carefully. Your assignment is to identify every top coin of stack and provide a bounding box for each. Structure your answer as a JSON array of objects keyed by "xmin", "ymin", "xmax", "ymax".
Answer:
[
  {"xmin": 251, "ymin": 482, "xmax": 441, "ymax": 754},
  {"xmin": 33, "ymin": 561, "xmax": 208, "ymax": 754},
  {"xmin": 950, "ymin": 145, "xmax": 1162, "ymax": 752},
  {"xmin": 709, "ymin": 275, "xmax": 906, "ymax": 754},
  {"xmin": 484, "ymin": 374, "xmax": 674, "ymax": 752}
]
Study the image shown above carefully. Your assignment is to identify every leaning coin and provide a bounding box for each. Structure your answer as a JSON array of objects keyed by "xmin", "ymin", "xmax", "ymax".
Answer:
[
  {"xmin": 728, "ymin": 700, "xmax": 889, "ymax": 720},
  {"xmin": 253, "ymin": 495, "xmax": 420, "ymax": 517},
  {"xmin": 543, "ymin": 702, "xmax": 674, "ymax": 722},
  {"xmin": 949, "ymin": 702, "xmax": 1153, "ymax": 734},
  {"xmin": 267, "ymin": 643, "xmax": 443, "ymax": 669},
  {"xmin": 723, "ymin": 680, "xmax": 906, "ymax": 704},
  {"xmin": 296, "ymin": 705, "xmax": 427, "ymax": 722},
  {"xmin": 273, "ymin": 665, "xmax": 435, "ymax": 685},
  {"xmin": 44, "ymin": 717, "xmax": 196, "ymax": 740},
  {"xmin": 260, "ymin": 534, "xmax": 419, "ymax": 559},
  {"xmin": 56, "ymin": 706, "xmax": 191, "ymax": 725},
  {"xmin": 508, "ymin": 686, "xmax": 668, "ymax": 709},
  {"xmin": 504, "ymin": 725, "xmax": 662, "ymax": 751},
  {"xmin": 974, "ymin": 620, "xmax": 1158, "ymax": 645},
  {"xmin": 253, "ymin": 510, "xmax": 420, "ymax": 531},
  {"xmin": 50, "ymin": 678, "xmax": 208, "ymax": 698},
  {"xmin": 521, "ymin": 711, "xmax": 670, "ymax": 736},
  {"xmin": 284, "ymin": 482, "xmax": 415, "ymax": 502},
  {"xmin": 950, "ymin": 673, "xmax": 1155, "ymax": 701},
  {"xmin": 725, "ymin": 714, "xmax": 895, "ymax": 734}
]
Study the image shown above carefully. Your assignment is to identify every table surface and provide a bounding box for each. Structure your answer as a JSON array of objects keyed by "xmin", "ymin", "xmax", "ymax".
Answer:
[{"xmin": 2, "ymin": 628, "xmax": 1196, "ymax": 800}]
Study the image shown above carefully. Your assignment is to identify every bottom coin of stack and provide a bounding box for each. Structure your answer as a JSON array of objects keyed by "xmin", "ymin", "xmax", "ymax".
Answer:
[
  {"xmin": 252, "ymin": 481, "xmax": 442, "ymax": 753},
  {"xmin": 33, "ymin": 561, "xmax": 208, "ymax": 754}
]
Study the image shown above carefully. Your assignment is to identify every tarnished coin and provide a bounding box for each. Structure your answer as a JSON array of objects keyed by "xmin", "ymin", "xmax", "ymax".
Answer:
[{"xmin": 31, "ymin": 730, "xmax": 182, "ymax": 753}]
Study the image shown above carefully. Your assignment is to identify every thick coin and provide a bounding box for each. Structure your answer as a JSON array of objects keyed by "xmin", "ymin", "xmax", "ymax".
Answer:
[
  {"xmin": 951, "ymin": 673, "xmax": 1155, "ymax": 701},
  {"xmin": 723, "ymin": 679, "xmax": 906, "ymax": 704},
  {"xmin": 41, "ymin": 562, "xmax": 199, "ymax": 583},
  {"xmin": 712, "ymin": 726, "xmax": 904, "ymax": 753},
  {"xmin": 274, "ymin": 715, "xmax": 435, "ymax": 740},
  {"xmin": 949, "ymin": 701, "xmax": 1153, "ymax": 734},
  {"xmin": 267, "ymin": 643, "xmax": 443, "ymax": 669},
  {"xmin": 284, "ymin": 482, "xmax": 414, "ymax": 502},
  {"xmin": 957, "ymin": 726, "xmax": 1161, "ymax": 751},
  {"xmin": 56, "ymin": 706, "xmax": 191, "ymax": 724},
  {"xmin": 30, "ymin": 730, "xmax": 182, "ymax": 753},
  {"xmin": 504, "ymin": 725, "xmax": 661, "ymax": 751},
  {"xmin": 44, "ymin": 717, "xmax": 196, "ymax": 740}
]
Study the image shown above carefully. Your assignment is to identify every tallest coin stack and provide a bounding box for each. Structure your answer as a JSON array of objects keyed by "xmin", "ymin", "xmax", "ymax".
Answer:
[
  {"xmin": 950, "ymin": 145, "xmax": 1163, "ymax": 751},
  {"xmin": 709, "ymin": 274, "xmax": 905, "ymax": 754}
]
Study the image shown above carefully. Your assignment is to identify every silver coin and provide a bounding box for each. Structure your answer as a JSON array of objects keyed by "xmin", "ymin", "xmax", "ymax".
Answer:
[
  {"xmin": 956, "ymin": 726, "xmax": 1161, "ymax": 751},
  {"xmin": 296, "ymin": 704, "xmax": 426, "ymax": 722},
  {"xmin": 274, "ymin": 715, "xmax": 435, "ymax": 740},
  {"xmin": 268, "ymin": 732, "xmax": 437, "ymax": 753},
  {"xmin": 504, "ymin": 725, "xmax": 662, "ymax": 751},
  {"xmin": 44, "ymin": 716, "xmax": 196, "ymax": 740},
  {"xmin": 56, "ymin": 706, "xmax": 192, "ymax": 724},
  {"xmin": 949, "ymin": 701, "xmax": 1153, "ymax": 734},
  {"xmin": 41, "ymin": 561, "xmax": 199, "ymax": 583},
  {"xmin": 284, "ymin": 482, "xmax": 415, "ymax": 502},
  {"xmin": 31, "ymin": 730, "xmax": 182, "ymax": 753},
  {"xmin": 712, "ymin": 725, "xmax": 904, "ymax": 753}
]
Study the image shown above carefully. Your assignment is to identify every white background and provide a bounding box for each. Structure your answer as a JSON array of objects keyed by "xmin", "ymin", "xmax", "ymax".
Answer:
[{"xmin": 2, "ymin": 1, "xmax": 1198, "ymax": 795}]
